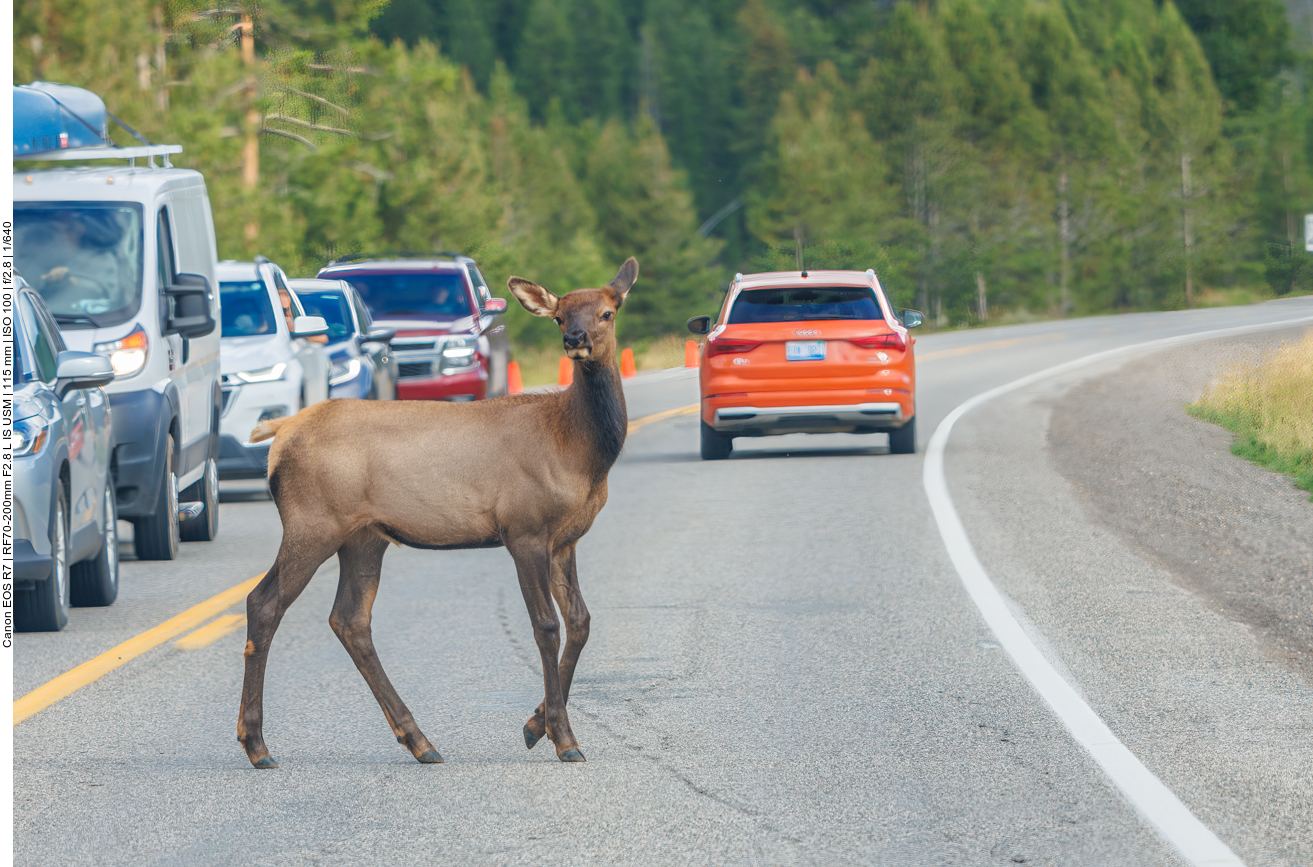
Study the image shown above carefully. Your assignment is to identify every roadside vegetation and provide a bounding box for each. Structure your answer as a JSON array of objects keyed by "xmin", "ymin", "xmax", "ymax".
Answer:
[
  {"xmin": 13, "ymin": 0, "xmax": 1313, "ymax": 354},
  {"xmin": 1188, "ymin": 331, "xmax": 1313, "ymax": 499}
]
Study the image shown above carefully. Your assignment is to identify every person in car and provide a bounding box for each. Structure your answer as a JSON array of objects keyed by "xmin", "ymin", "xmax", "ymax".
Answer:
[{"xmin": 278, "ymin": 286, "xmax": 329, "ymax": 344}]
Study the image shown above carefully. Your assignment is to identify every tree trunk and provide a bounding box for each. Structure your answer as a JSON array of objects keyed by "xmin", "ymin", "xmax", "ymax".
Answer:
[
  {"xmin": 1181, "ymin": 151, "xmax": 1194, "ymax": 309},
  {"xmin": 1058, "ymin": 169, "xmax": 1071, "ymax": 316},
  {"xmin": 241, "ymin": 13, "xmax": 259, "ymax": 243},
  {"xmin": 154, "ymin": 7, "xmax": 168, "ymax": 112},
  {"xmin": 975, "ymin": 271, "xmax": 988, "ymax": 323}
]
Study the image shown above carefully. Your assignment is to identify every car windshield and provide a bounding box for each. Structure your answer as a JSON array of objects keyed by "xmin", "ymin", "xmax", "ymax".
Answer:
[
  {"xmin": 220, "ymin": 280, "xmax": 279, "ymax": 337},
  {"xmin": 728, "ymin": 287, "xmax": 883, "ymax": 323},
  {"xmin": 14, "ymin": 203, "xmax": 144, "ymax": 329},
  {"xmin": 343, "ymin": 272, "xmax": 471, "ymax": 319},
  {"xmin": 296, "ymin": 290, "xmax": 355, "ymax": 343}
]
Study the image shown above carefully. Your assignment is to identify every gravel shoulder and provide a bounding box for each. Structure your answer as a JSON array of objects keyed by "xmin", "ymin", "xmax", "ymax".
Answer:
[{"xmin": 1048, "ymin": 326, "xmax": 1313, "ymax": 682}]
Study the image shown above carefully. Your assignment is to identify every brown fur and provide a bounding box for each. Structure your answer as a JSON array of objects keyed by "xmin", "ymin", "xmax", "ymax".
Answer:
[{"xmin": 236, "ymin": 257, "xmax": 639, "ymax": 768}]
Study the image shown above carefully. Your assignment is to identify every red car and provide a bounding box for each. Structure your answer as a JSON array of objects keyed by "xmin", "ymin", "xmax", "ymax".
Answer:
[
  {"xmin": 687, "ymin": 269, "xmax": 923, "ymax": 459},
  {"xmin": 318, "ymin": 253, "xmax": 512, "ymax": 401}
]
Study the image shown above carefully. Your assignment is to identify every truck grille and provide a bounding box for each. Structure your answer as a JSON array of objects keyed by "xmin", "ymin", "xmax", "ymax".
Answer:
[{"xmin": 398, "ymin": 361, "xmax": 435, "ymax": 379}]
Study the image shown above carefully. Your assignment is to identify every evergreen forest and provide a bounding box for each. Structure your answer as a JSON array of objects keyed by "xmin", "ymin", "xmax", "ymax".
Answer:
[{"xmin": 13, "ymin": 0, "xmax": 1313, "ymax": 348}]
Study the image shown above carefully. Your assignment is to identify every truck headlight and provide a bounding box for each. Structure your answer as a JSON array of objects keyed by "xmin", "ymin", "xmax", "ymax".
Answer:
[
  {"xmin": 440, "ymin": 337, "xmax": 477, "ymax": 372},
  {"xmin": 93, "ymin": 325, "xmax": 148, "ymax": 377},
  {"xmin": 14, "ymin": 417, "xmax": 51, "ymax": 457},
  {"xmin": 328, "ymin": 358, "xmax": 361, "ymax": 386},
  {"xmin": 235, "ymin": 363, "xmax": 287, "ymax": 383}
]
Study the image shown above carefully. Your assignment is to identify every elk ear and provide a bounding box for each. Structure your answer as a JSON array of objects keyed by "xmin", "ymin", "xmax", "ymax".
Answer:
[
  {"xmin": 508, "ymin": 277, "xmax": 560, "ymax": 318},
  {"xmin": 606, "ymin": 257, "xmax": 639, "ymax": 306}
]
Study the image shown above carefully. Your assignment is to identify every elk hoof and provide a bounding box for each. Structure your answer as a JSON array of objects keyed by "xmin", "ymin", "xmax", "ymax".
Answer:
[
  {"xmin": 252, "ymin": 756, "xmax": 279, "ymax": 770},
  {"xmin": 417, "ymin": 749, "xmax": 444, "ymax": 764},
  {"xmin": 558, "ymin": 749, "xmax": 586, "ymax": 763},
  {"xmin": 523, "ymin": 725, "xmax": 541, "ymax": 750}
]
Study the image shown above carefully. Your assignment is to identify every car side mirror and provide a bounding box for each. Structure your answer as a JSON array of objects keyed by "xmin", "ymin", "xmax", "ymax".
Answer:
[
  {"xmin": 483, "ymin": 297, "xmax": 508, "ymax": 314},
  {"xmin": 900, "ymin": 310, "xmax": 924, "ymax": 329},
  {"xmin": 164, "ymin": 273, "xmax": 217, "ymax": 339},
  {"xmin": 55, "ymin": 350, "xmax": 115, "ymax": 398},
  {"xmin": 362, "ymin": 326, "xmax": 395, "ymax": 344},
  {"xmin": 687, "ymin": 316, "xmax": 712, "ymax": 335},
  {"xmin": 291, "ymin": 315, "xmax": 330, "ymax": 338}
]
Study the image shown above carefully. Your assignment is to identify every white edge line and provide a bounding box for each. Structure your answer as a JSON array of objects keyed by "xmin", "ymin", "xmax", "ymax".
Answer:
[{"xmin": 923, "ymin": 315, "xmax": 1313, "ymax": 867}]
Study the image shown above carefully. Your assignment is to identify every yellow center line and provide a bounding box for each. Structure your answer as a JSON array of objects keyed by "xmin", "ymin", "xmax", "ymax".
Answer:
[
  {"xmin": 917, "ymin": 333, "xmax": 1064, "ymax": 362},
  {"xmin": 176, "ymin": 614, "xmax": 248, "ymax": 650},
  {"xmin": 627, "ymin": 403, "xmax": 700, "ymax": 433},
  {"xmin": 12, "ymin": 403, "xmax": 703, "ymax": 726},
  {"xmin": 13, "ymin": 574, "xmax": 264, "ymax": 725}
]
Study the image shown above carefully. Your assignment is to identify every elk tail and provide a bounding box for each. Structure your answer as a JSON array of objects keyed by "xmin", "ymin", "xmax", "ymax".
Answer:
[{"xmin": 249, "ymin": 417, "xmax": 290, "ymax": 443}]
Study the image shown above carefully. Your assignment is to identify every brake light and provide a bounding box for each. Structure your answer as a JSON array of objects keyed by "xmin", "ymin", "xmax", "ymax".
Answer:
[
  {"xmin": 706, "ymin": 338, "xmax": 761, "ymax": 357},
  {"xmin": 849, "ymin": 333, "xmax": 906, "ymax": 351}
]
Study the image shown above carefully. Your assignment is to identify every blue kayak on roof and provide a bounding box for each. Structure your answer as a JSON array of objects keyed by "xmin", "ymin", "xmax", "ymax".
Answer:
[{"xmin": 13, "ymin": 82, "xmax": 110, "ymax": 156}]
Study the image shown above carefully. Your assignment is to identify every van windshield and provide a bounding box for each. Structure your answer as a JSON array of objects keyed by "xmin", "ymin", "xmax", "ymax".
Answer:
[
  {"xmin": 343, "ymin": 272, "xmax": 471, "ymax": 320},
  {"xmin": 15, "ymin": 203, "xmax": 145, "ymax": 329},
  {"xmin": 220, "ymin": 281, "xmax": 279, "ymax": 337},
  {"xmin": 728, "ymin": 287, "xmax": 883, "ymax": 323}
]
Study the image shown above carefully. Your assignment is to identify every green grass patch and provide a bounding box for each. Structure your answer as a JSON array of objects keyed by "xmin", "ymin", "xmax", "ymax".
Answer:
[{"xmin": 1187, "ymin": 331, "xmax": 1313, "ymax": 500}]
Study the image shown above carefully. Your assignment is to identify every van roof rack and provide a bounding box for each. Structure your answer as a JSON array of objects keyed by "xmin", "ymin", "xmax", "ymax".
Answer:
[
  {"xmin": 326, "ymin": 251, "xmax": 470, "ymax": 265},
  {"xmin": 23, "ymin": 143, "xmax": 183, "ymax": 166}
]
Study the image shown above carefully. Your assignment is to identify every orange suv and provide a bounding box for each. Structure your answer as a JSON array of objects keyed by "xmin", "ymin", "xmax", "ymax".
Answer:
[{"xmin": 687, "ymin": 269, "xmax": 923, "ymax": 460}]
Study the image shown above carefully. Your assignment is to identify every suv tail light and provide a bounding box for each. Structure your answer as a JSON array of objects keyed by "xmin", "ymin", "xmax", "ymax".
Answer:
[
  {"xmin": 706, "ymin": 338, "xmax": 761, "ymax": 357},
  {"xmin": 849, "ymin": 333, "xmax": 907, "ymax": 351}
]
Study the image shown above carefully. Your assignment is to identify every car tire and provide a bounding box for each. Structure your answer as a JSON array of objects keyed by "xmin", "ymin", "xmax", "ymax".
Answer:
[
  {"xmin": 134, "ymin": 434, "xmax": 180, "ymax": 561},
  {"xmin": 17, "ymin": 484, "xmax": 71, "ymax": 631},
  {"xmin": 701, "ymin": 421, "xmax": 733, "ymax": 460},
  {"xmin": 72, "ymin": 482, "xmax": 120, "ymax": 607},
  {"xmin": 889, "ymin": 416, "xmax": 916, "ymax": 455},
  {"xmin": 180, "ymin": 442, "xmax": 220, "ymax": 543}
]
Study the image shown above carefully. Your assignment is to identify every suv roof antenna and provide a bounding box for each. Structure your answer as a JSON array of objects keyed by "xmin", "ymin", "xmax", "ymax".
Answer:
[{"xmin": 795, "ymin": 226, "xmax": 807, "ymax": 277}]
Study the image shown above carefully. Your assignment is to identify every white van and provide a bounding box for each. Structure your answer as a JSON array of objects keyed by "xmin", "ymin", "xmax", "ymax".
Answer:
[{"xmin": 15, "ymin": 104, "xmax": 223, "ymax": 560}]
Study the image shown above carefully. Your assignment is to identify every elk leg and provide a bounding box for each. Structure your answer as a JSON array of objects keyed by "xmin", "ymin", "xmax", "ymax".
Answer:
[
  {"xmin": 238, "ymin": 534, "xmax": 339, "ymax": 769},
  {"xmin": 329, "ymin": 531, "xmax": 442, "ymax": 764},
  {"xmin": 509, "ymin": 538, "xmax": 584, "ymax": 762},
  {"xmin": 525, "ymin": 544, "xmax": 589, "ymax": 750}
]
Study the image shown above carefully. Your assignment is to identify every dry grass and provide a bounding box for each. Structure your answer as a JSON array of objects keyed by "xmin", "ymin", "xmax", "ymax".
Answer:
[
  {"xmin": 1188, "ymin": 330, "xmax": 1313, "ymax": 497},
  {"xmin": 637, "ymin": 334, "xmax": 697, "ymax": 371},
  {"xmin": 511, "ymin": 334, "xmax": 698, "ymax": 388}
]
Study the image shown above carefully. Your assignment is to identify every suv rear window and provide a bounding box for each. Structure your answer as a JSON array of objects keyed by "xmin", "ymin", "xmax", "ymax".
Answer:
[
  {"xmin": 729, "ymin": 287, "xmax": 883, "ymax": 324},
  {"xmin": 342, "ymin": 272, "xmax": 471, "ymax": 319}
]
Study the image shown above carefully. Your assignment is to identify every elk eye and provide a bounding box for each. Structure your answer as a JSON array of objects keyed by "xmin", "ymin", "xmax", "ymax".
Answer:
[{"xmin": 601, "ymin": 311, "xmax": 612, "ymax": 321}]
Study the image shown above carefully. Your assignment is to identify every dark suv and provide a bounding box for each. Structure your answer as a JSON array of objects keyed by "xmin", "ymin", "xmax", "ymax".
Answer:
[{"xmin": 317, "ymin": 253, "xmax": 511, "ymax": 401}]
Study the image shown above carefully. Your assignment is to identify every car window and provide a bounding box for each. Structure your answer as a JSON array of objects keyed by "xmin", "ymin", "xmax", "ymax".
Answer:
[
  {"xmin": 14, "ymin": 201, "xmax": 145, "ymax": 329},
  {"xmin": 728, "ymin": 286, "xmax": 884, "ymax": 324},
  {"xmin": 18, "ymin": 294, "xmax": 59, "ymax": 382},
  {"xmin": 220, "ymin": 280, "xmax": 278, "ymax": 337},
  {"xmin": 468, "ymin": 265, "xmax": 491, "ymax": 304},
  {"xmin": 343, "ymin": 272, "xmax": 472, "ymax": 319},
  {"xmin": 349, "ymin": 288, "xmax": 372, "ymax": 330},
  {"xmin": 296, "ymin": 290, "xmax": 355, "ymax": 343}
]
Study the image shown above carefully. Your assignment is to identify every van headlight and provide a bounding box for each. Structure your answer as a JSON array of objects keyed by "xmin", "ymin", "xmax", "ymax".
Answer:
[
  {"xmin": 234, "ymin": 363, "xmax": 287, "ymax": 383},
  {"xmin": 92, "ymin": 325, "xmax": 148, "ymax": 377},
  {"xmin": 328, "ymin": 358, "xmax": 361, "ymax": 386},
  {"xmin": 14, "ymin": 417, "xmax": 51, "ymax": 457}
]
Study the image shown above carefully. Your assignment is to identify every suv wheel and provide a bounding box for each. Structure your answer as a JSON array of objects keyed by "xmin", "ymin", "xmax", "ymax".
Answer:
[
  {"xmin": 181, "ymin": 436, "xmax": 220, "ymax": 543},
  {"xmin": 72, "ymin": 482, "xmax": 119, "ymax": 606},
  {"xmin": 135, "ymin": 434, "xmax": 180, "ymax": 561},
  {"xmin": 18, "ymin": 484, "xmax": 71, "ymax": 631},
  {"xmin": 701, "ymin": 422, "xmax": 733, "ymax": 461},
  {"xmin": 889, "ymin": 416, "xmax": 916, "ymax": 455}
]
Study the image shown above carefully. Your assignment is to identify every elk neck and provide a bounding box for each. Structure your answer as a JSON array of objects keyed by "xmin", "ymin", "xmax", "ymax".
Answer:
[{"xmin": 563, "ymin": 356, "xmax": 627, "ymax": 473}]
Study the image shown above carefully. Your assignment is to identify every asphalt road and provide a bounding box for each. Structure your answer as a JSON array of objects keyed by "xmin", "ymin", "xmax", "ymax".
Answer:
[{"xmin": 13, "ymin": 296, "xmax": 1313, "ymax": 866}]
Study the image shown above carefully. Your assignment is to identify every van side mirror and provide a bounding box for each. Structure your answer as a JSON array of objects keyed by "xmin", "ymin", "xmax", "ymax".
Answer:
[
  {"xmin": 900, "ymin": 310, "xmax": 924, "ymax": 329},
  {"xmin": 291, "ymin": 315, "xmax": 329, "ymax": 338},
  {"xmin": 687, "ymin": 316, "xmax": 712, "ymax": 335},
  {"xmin": 483, "ymin": 297, "xmax": 508, "ymax": 314},
  {"xmin": 165, "ymin": 273, "xmax": 217, "ymax": 339},
  {"xmin": 54, "ymin": 350, "xmax": 115, "ymax": 398}
]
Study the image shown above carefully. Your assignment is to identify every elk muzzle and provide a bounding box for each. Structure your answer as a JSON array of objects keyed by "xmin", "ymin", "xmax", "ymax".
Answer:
[{"xmin": 563, "ymin": 329, "xmax": 592, "ymax": 359}]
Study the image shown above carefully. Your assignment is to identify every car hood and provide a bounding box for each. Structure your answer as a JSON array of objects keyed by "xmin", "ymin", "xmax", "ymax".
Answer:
[
  {"xmin": 220, "ymin": 335, "xmax": 288, "ymax": 375},
  {"xmin": 372, "ymin": 315, "xmax": 476, "ymax": 335}
]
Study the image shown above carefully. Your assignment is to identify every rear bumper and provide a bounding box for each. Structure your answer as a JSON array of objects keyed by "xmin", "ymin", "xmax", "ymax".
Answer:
[
  {"xmin": 712, "ymin": 402, "xmax": 906, "ymax": 436},
  {"xmin": 396, "ymin": 367, "xmax": 486, "ymax": 401},
  {"xmin": 218, "ymin": 435, "xmax": 270, "ymax": 480}
]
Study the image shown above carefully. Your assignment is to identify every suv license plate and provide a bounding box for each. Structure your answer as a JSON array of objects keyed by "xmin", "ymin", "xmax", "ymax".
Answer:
[{"xmin": 786, "ymin": 340, "xmax": 826, "ymax": 361}]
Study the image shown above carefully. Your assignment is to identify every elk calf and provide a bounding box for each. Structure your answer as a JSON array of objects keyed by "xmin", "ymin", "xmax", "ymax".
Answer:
[{"xmin": 237, "ymin": 258, "xmax": 639, "ymax": 768}]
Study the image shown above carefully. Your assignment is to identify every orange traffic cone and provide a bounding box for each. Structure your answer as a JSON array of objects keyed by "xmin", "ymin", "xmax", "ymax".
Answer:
[
  {"xmin": 558, "ymin": 355, "xmax": 573, "ymax": 386},
  {"xmin": 507, "ymin": 360, "xmax": 523, "ymax": 395},
  {"xmin": 621, "ymin": 347, "xmax": 637, "ymax": 378},
  {"xmin": 684, "ymin": 340, "xmax": 700, "ymax": 368}
]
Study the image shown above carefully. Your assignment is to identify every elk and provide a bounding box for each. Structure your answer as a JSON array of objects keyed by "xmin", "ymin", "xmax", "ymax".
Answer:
[{"xmin": 236, "ymin": 258, "xmax": 639, "ymax": 768}]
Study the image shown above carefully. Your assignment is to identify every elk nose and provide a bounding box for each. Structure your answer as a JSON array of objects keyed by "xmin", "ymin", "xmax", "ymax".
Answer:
[{"xmin": 563, "ymin": 329, "xmax": 589, "ymax": 349}]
